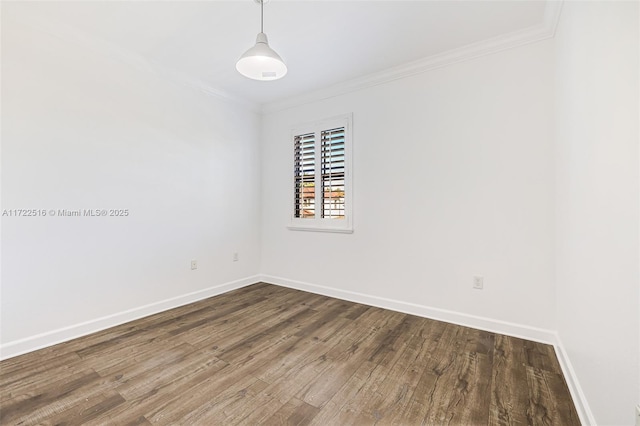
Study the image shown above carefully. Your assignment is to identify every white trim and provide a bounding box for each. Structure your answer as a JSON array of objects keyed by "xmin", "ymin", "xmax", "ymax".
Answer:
[
  {"xmin": 553, "ymin": 334, "xmax": 597, "ymax": 425},
  {"xmin": 0, "ymin": 275, "xmax": 259, "ymax": 361},
  {"xmin": 259, "ymin": 274, "xmax": 557, "ymax": 345},
  {"xmin": 286, "ymin": 225, "xmax": 353, "ymax": 234},
  {"xmin": 263, "ymin": 0, "xmax": 564, "ymax": 115},
  {"xmin": 544, "ymin": 0, "xmax": 564, "ymax": 39}
]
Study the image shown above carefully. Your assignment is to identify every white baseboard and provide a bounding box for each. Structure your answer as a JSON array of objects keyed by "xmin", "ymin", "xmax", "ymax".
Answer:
[
  {"xmin": 0, "ymin": 275, "xmax": 259, "ymax": 361},
  {"xmin": 260, "ymin": 274, "xmax": 557, "ymax": 345},
  {"xmin": 553, "ymin": 335, "xmax": 597, "ymax": 425}
]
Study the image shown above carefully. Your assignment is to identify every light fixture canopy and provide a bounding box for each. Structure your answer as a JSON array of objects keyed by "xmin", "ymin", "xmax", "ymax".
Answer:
[{"xmin": 236, "ymin": 0, "xmax": 287, "ymax": 81}]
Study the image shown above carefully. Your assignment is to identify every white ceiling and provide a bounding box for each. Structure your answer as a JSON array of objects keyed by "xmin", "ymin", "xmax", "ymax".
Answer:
[{"xmin": 6, "ymin": 1, "xmax": 549, "ymax": 106}]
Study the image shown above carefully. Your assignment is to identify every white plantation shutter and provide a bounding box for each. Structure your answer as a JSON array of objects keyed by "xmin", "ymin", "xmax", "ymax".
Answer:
[
  {"xmin": 294, "ymin": 133, "xmax": 315, "ymax": 219},
  {"xmin": 321, "ymin": 127, "xmax": 345, "ymax": 219},
  {"xmin": 290, "ymin": 114, "xmax": 352, "ymax": 233}
]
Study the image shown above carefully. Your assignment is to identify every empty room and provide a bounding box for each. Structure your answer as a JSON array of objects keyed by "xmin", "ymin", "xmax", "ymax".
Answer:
[{"xmin": 1, "ymin": 0, "xmax": 638, "ymax": 425}]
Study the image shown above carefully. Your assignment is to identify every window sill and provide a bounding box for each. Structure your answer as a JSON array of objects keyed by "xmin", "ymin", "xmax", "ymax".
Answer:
[{"xmin": 287, "ymin": 225, "xmax": 353, "ymax": 234}]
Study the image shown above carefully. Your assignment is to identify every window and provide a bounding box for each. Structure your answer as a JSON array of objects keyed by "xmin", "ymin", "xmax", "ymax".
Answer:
[{"xmin": 290, "ymin": 114, "xmax": 352, "ymax": 233}]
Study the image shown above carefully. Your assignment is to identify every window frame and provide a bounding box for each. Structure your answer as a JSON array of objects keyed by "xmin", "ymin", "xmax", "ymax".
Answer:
[{"xmin": 288, "ymin": 114, "xmax": 353, "ymax": 233}]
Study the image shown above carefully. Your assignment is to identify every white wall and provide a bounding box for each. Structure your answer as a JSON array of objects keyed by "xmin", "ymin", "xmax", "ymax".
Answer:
[
  {"xmin": 554, "ymin": 1, "xmax": 640, "ymax": 425},
  {"xmin": 0, "ymin": 9, "xmax": 262, "ymax": 356},
  {"xmin": 261, "ymin": 40, "xmax": 557, "ymax": 332}
]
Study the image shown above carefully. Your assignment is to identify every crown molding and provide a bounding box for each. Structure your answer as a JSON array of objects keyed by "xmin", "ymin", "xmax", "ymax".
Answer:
[
  {"xmin": 6, "ymin": 13, "xmax": 261, "ymax": 114},
  {"xmin": 544, "ymin": 0, "xmax": 564, "ymax": 38},
  {"xmin": 262, "ymin": 0, "xmax": 564, "ymax": 115}
]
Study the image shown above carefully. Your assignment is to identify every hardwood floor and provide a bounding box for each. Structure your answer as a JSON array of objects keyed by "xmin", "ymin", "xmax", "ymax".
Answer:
[{"xmin": 0, "ymin": 283, "xmax": 580, "ymax": 425}]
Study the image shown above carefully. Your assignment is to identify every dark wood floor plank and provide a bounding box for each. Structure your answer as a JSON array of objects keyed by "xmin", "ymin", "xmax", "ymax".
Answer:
[
  {"xmin": 216, "ymin": 308, "xmax": 320, "ymax": 364},
  {"xmin": 89, "ymin": 340, "xmax": 192, "ymax": 379},
  {"xmin": 342, "ymin": 303, "xmax": 371, "ymax": 321},
  {"xmin": 225, "ymin": 354, "xmax": 331, "ymax": 425},
  {"xmin": 402, "ymin": 323, "xmax": 464, "ymax": 424},
  {"xmin": 255, "ymin": 316, "xmax": 353, "ymax": 385},
  {"xmin": 167, "ymin": 377, "xmax": 270, "ymax": 424},
  {"xmin": 143, "ymin": 367, "xmax": 263, "ymax": 424},
  {"xmin": 83, "ymin": 351, "xmax": 229, "ymax": 425},
  {"xmin": 161, "ymin": 284, "xmax": 298, "ymax": 337},
  {"xmin": 73, "ymin": 283, "xmax": 280, "ymax": 359},
  {"xmin": 231, "ymin": 306, "xmax": 390, "ymax": 422},
  {"xmin": 309, "ymin": 360, "xmax": 382, "ymax": 425},
  {"xmin": 0, "ymin": 354, "xmax": 91, "ymax": 403},
  {"xmin": 195, "ymin": 379, "xmax": 272, "ymax": 424},
  {"xmin": 418, "ymin": 325, "xmax": 475, "ymax": 425},
  {"xmin": 176, "ymin": 290, "xmax": 317, "ymax": 349},
  {"xmin": 526, "ymin": 366, "xmax": 581, "ymax": 426},
  {"xmin": 295, "ymin": 309, "xmax": 407, "ymax": 409},
  {"xmin": 242, "ymin": 310, "xmax": 407, "ymax": 424},
  {"xmin": 39, "ymin": 390, "xmax": 126, "ymax": 425},
  {"xmin": 0, "ymin": 350, "xmax": 82, "ymax": 394},
  {"xmin": 0, "ymin": 283, "xmax": 580, "ymax": 426},
  {"xmin": 114, "ymin": 348, "xmax": 226, "ymax": 400},
  {"xmin": 355, "ymin": 319, "xmax": 437, "ymax": 424},
  {"xmin": 264, "ymin": 397, "xmax": 320, "ymax": 426},
  {"xmin": 214, "ymin": 312, "xmax": 368, "ymax": 423},
  {"xmin": 316, "ymin": 317, "xmax": 439, "ymax": 425},
  {"xmin": 192, "ymin": 292, "xmax": 324, "ymax": 354},
  {"xmin": 539, "ymin": 367, "xmax": 581, "ymax": 425},
  {"xmin": 458, "ymin": 351, "xmax": 493, "ymax": 425},
  {"xmin": 143, "ymin": 303, "xmax": 350, "ymax": 425},
  {"xmin": 489, "ymin": 334, "xmax": 531, "ymax": 425},
  {"xmin": 0, "ymin": 369, "xmax": 110, "ymax": 425},
  {"xmin": 522, "ymin": 339, "xmax": 563, "ymax": 374},
  {"xmin": 527, "ymin": 366, "xmax": 556, "ymax": 425}
]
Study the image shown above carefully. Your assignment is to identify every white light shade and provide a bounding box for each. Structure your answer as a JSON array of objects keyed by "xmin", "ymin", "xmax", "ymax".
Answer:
[{"xmin": 236, "ymin": 32, "xmax": 287, "ymax": 81}]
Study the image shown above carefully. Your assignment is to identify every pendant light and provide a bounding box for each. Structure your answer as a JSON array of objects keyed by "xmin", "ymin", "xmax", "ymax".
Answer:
[{"xmin": 236, "ymin": 0, "xmax": 287, "ymax": 81}]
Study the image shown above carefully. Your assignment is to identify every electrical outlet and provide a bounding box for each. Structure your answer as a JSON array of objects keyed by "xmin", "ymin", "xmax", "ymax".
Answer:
[
  {"xmin": 473, "ymin": 276, "xmax": 484, "ymax": 290},
  {"xmin": 233, "ymin": 252, "xmax": 239, "ymax": 262},
  {"xmin": 191, "ymin": 260, "xmax": 197, "ymax": 270}
]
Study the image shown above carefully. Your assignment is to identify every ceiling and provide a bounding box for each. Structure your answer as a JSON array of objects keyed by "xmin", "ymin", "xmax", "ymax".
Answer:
[{"xmin": 5, "ymin": 1, "xmax": 550, "ymax": 106}]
